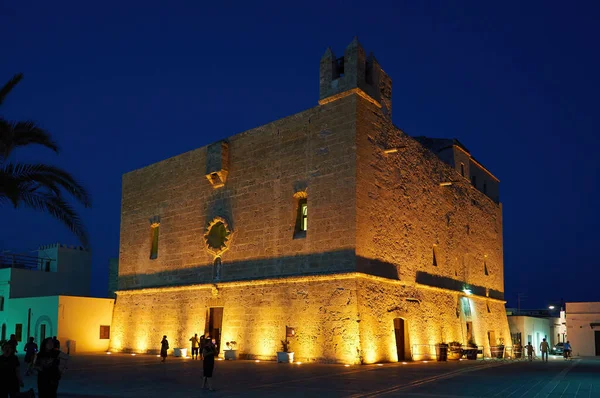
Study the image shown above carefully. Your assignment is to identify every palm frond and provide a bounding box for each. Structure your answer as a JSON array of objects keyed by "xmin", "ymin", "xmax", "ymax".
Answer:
[
  {"xmin": 16, "ymin": 190, "xmax": 90, "ymax": 248},
  {"xmin": 0, "ymin": 119, "xmax": 59, "ymax": 159},
  {"xmin": 0, "ymin": 73, "xmax": 23, "ymax": 107},
  {"xmin": 1, "ymin": 163, "xmax": 91, "ymax": 207}
]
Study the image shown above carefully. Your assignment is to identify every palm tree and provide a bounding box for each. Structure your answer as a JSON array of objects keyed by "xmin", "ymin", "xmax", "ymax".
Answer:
[{"xmin": 0, "ymin": 73, "xmax": 91, "ymax": 248}]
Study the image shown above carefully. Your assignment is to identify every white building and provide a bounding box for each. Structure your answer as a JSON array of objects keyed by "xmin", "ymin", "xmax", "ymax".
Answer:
[
  {"xmin": 566, "ymin": 302, "xmax": 600, "ymax": 357},
  {"xmin": 0, "ymin": 244, "xmax": 114, "ymax": 353}
]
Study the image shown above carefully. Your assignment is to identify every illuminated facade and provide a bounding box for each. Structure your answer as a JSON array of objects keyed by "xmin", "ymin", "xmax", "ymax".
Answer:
[{"xmin": 110, "ymin": 38, "xmax": 510, "ymax": 363}]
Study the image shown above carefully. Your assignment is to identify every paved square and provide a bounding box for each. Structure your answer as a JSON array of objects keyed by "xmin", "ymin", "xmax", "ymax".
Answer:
[{"xmin": 17, "ymin": 354, "xmax": 600, "ymax": 397}]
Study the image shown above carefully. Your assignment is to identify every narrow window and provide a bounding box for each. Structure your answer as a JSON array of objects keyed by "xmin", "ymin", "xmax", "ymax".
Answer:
[
  {"xmin": 213, "ymin": 257, "xmax": 222, "ymax": 281},
  {"xmin": 40, "ymin": 324, "xmax": 46, "ymax": 341},
  {"xmin": 432, "ymin": 245, "xmax": 438, "ymax": 266},
  {"xmin": 294, "ymin": 197, "xmax": 307, "ymax": 238},
  {"xmin": 460, "ymin": 163, "xmax": 465, "ymax": 177},
  {"xmin": 15, "ymin": 324, "xmax": 22, "ymax": 342},
  {"xmin": 150, "ymin": 223, "xmax": 160, "ymax": 260},
  {"xmin": 484, "ymin": 260, "xmax": 489, "ymax": 276},
  {"xmin": 483, "ymin": 182, "xmax": 487, "ymax": 194},
  {"xmin": 99, "ymin": 325, "xmax": 110, "ymax": 339},
  {"xmin": 0, "ymin": 296, "xmax": 3, "ymax": 311},
  {"xmin": 487, "ymin": 303, "xmax": 491, "ymax": 313},
  {"xmin": 471, "ymin": 175, "xmax": 477, "ymax": 188}
]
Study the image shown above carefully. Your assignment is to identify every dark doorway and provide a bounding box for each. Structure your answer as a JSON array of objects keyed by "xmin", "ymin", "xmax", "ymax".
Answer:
[
  {"xmin": 595, "ymin": 331, "xmax": 600, "ymax": 356},
  {"xmin": 466, "ymin": 322, "xmax": 473, "ymax": 342},
  {"xmin": 393, "ymin": 318, "xmax": 405, "ymax": 361},
  {"xmin": 40, "ymin": 324, "xmax": 46, "ymax": 342},
  {"xmin": 206, "ymin": 307, "xmax": 223, "ymax": 354}
]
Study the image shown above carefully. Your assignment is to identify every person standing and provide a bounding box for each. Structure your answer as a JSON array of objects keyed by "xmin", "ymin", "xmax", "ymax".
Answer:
[
  {"xmin": 24, "ymin": 337, "xmax": 38, "ymax": 376},
  {"xmin": 0, "ymin": 343, "xmax": 24, "ymax": 397},
  {"xmin": 563, "ymin": 341, "xmax": 572, "ymax": 359},
  {"xmin": 7, "ymin": 334, "xmax": 18, "ymax": 353},
  {"xmin": 540, "ymin": 338, "xmax": 550, "ymax": 362},
  {"xmin": 525, "ymin": 342, "xmax": 534, "ymax": 361},
  {"xmin": 36, "ymin": 338, "xmax": 62, "ymax": 398},
  {"xmin": 189, "ymin": 334, "xmax": 200, "ymax": 360},
  {"xmin": 160, "ymin": 336, "xmax": 169, "ymax": 363},
  {"xmin": 201, "ymin": 337, "xmax": 216, "ymax": 391}
]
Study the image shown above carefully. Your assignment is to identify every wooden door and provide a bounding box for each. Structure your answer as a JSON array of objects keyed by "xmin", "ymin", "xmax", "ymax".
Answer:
[{"xmin": 393, "ymin": 318, "xmax": 405, "ymax": 361}]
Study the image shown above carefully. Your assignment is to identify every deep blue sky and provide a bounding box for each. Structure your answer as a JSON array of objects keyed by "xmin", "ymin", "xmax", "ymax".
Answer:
[{"xmin": 1, "ymin": 1, "xmax": 598, "ymax": 307}]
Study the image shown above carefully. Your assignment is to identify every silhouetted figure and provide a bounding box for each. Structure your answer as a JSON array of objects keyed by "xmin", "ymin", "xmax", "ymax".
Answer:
[
  {"xmin": 189, "ymin": 334, "xmax": 200, "ymax": 360},
  {"xmin": 540, "ymin": 338, "xmax": 549, "ymax": 362},
  {"xmin": 7, "ymin": 334, "xmax": 18, "ymax": 353},
  {"xmin": 202, "ymin": 338, "xmax": 217, "ymax": 391},
  {"xmin": 525, "ymin": 342, "xmax": 534, "ymax": 361},
  {"xmin": 36, "ymin": 338, "xmax": 61, "ymax": 398},
  {"xmin": 24, "ymin": 337, "xmax": 38, "ymax": 376},
  {"xmin": 0, "ymin": 342, "xmax": 24, "ymax": 397},
  {"xmin": 160, "ymin": 336, "xmax": 169, "ymax": 363}
]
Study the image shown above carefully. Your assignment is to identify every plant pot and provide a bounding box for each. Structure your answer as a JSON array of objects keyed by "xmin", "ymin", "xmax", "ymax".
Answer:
[
  {"xmin": 491, "ymin": 345, "xmax": 504, "ymax": 359},
  {"xmin": 435, "ymin": 344, "xmax": 448, "ymax": 361},
  {"xmin": 173, "ymin": 348, "xmax": 187, "ymax": 358},
  {"xmin": 224, "ymin": 350, "xmax": 238, "ymax": 360},
  {"xmin": 448, "ymin": 350, "xmax": 463, "ymax": 360},
  {"xmin": 465, "ymin": 348, "xmax": 478, "ymax": 360},
  {"xmin": 277, "ymin": 352, "xmax": 294, "ymax": 363}
]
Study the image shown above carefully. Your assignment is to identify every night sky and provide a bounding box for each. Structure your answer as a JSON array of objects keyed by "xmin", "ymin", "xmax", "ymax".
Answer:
[{"xmin": 1, "ymin": 1, "xmax": 598, "ymax": 308}]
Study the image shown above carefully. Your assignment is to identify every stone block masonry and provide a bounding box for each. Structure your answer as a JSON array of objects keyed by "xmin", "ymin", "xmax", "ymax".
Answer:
[{"xmin": 112, "ymin": 38, "xmax": 510, "ymax": 363}]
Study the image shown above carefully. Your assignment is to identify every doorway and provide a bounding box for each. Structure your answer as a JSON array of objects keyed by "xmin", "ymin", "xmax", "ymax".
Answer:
[
  {"xmin": 40, "ymin": 324, "xmax": 47, "ymax": 342},
  {"xmin": 393, "ymin": 318, "xmax": 406, "ymax": 361},
  {"xmin": 206, "ymin": 307, "xmax": 223, "ymax": 354},
  {"xmin": 488, "ymin": 331, "xmax": 496, "ymax": 347},
  {"xmin": 595, "ymin": 331, "xmax": 600, "ymax": 356},
  {"xmin": 466, "ymin": 322, "xmax": 473, "ymax": 342}
]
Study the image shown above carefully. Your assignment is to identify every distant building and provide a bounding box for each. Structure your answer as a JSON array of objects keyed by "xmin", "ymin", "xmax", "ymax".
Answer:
[
  {"xmin": 565, "ymin": 302, "xmax": 600, "ymax": 357},
  {"xmin": 0, "ymin": 244, "xmax": 114, "ymax": 353},
  {"xmin": 506, "ymin": 307, "xmax": 566, "ymax": 349},
  {"xmin": 111, "ymin": 38, "xmax": 509, "ymax": 363}
]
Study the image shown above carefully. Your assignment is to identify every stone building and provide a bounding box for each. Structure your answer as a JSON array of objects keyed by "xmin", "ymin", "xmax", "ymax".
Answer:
[{"xmin": 110, "ymin": 38, "xmax": 510, "ymax": 363}]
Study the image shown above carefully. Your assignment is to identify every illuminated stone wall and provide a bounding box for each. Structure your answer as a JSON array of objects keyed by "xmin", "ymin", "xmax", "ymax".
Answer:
[
  {"xmin": 111, "ymin": 275, "xmax": 361, "ymax": 363},
  {"xmin": 355, "ymin": 95, "xmax": 504, "ymax": 294},
  {"xmin": 119, "ymin": 95, "xmax": 358, "ymax": 290},
  {"xmin": 113, "ymin": 39, "xmax": 510, "ymax": 363}
]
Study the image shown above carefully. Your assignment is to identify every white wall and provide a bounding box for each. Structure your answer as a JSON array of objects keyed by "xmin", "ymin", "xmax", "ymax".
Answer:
[
  {"xmin": 566, "ymin": 302, "xmax": 600, "ymax": 357},
  {"xmin": 508, "ymin": 315, "xmax": 553, "ymax": 349}
]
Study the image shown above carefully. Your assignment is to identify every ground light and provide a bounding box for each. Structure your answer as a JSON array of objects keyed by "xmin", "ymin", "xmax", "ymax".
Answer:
[
  {"xmin": 296, "ymin": 362, "xmax": 302, "ymax": 365},
  {"xmin": 344, "ymin": 364, "xmax": 350, "ymax": 367},
  {"xmin": 402, "ymin": 362, "xmax": 407, "ymax": 365},
  {"xmin": 377, "ymin": 364, "xmax": 383, "ymax": 366},
  {"xmin": 131, "ymin": 353, "xmax": 136, "ymax": 356},
  {"xmin": 217, "ymin": 358, "xmax": 223, "ymax": 361},
  {"xmin": 255, "ymin": 360, "xmax": 260, "ymax": 363},
  {"xmin": 106, "ymin": 352, "xmax": 111, "ymax": 355}
]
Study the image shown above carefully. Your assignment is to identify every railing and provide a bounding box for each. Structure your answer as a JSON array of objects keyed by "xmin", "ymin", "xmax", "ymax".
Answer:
[{"xmin": 0, "ymin": 253, "xmax": 51, "ymax": 271}]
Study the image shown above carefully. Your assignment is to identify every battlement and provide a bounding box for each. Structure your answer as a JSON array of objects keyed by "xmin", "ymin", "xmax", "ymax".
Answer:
[
  {"xmin": 38, "ymin": 243, "xmax": 89, "ymax": 251},
  {"xmin": 319, "ymin": 37, "xmax": 392, "ymax": 118}
]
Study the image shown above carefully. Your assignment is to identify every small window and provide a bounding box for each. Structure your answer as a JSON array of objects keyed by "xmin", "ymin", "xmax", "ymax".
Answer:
[
  {"xmin": 294, "ymin": 198, "xmax": 307, "ymax": 238},
  {"xmin": 150, "ymin": 223, "xmax": 159, "ymax": 260},
  {"xmin": 15, "ymin": 324, "xmax": 23, "ymax": 342},
  {"xmin": 487, "ymin": 303, "xmax": 491, "ymax": 313},
  {"xmin": 213, "ymin": 257, "xmax": 222, "ymax": 281},
  {"xmin": 460, "ymin": 163, "xmax": 465, "ymax": 177},
  {"xmin": 432, "ymin": 245, "xmax": 438, "ymax": 266},
  {"xmin": 0, "ymin": 296, "xmax": 4, "ymax": 311},
  {"xmin": 100, "ymin": 325, "xmax": 110, "ymax": 340},
  {"xmin": 471, "ymin": 175, "xmax": 477, "ymax": 188},
  {"xmin": 484, "ymin": 261, "xmax": 489, "ymax": 276}
]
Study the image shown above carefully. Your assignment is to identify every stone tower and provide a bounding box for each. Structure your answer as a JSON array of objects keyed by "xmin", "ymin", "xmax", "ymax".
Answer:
[{"xmin": 319, "ymin": 37, "xmax": 393, "ymax": 118}]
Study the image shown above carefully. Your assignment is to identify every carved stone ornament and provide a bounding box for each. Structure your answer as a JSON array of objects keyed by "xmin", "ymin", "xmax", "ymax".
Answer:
[{"xmin": 204, "ymin": 216, "xmax": 233, "ymax": 257}]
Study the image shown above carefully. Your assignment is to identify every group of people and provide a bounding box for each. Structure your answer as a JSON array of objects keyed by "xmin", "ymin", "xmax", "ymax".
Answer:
[
  {"xmin": 160, "ymin": 333, "xmax": 218, "ymax": 391},
  {"xmin": 524, "ymin": 338, "xmax": 572, "ymax": 361},
  {"xmin": 0, "ymin": 334, "xmax": 68, "ymax": 397}
]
